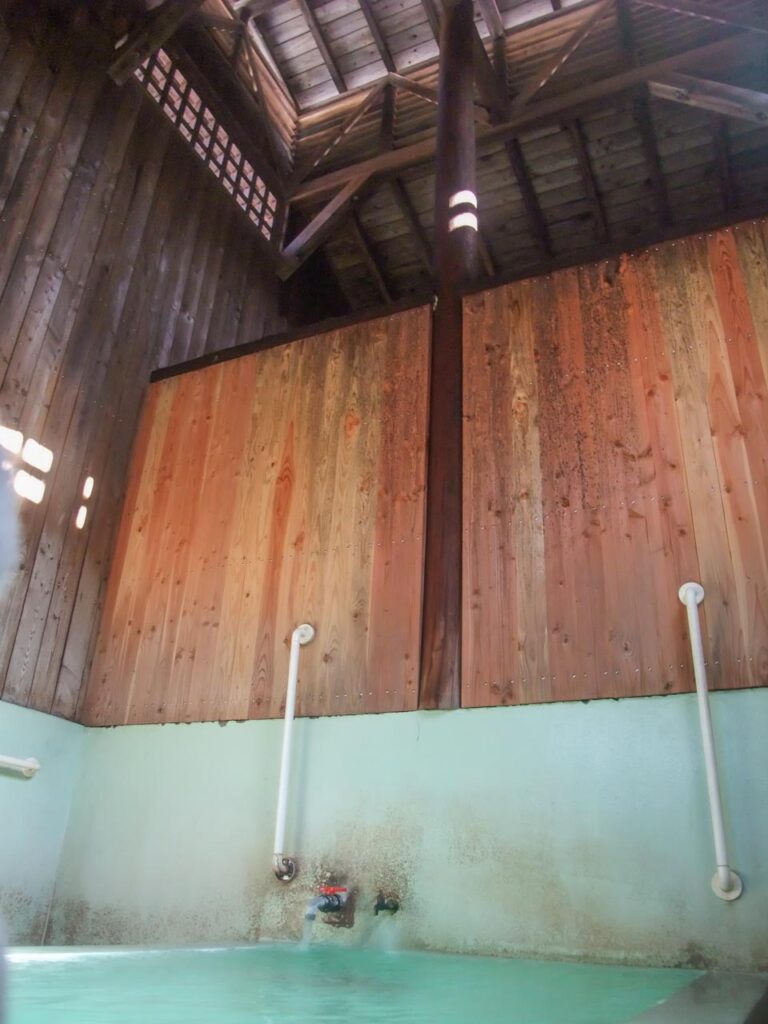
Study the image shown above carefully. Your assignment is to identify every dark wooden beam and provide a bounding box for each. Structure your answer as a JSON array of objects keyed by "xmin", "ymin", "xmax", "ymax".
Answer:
[
  {"xmin": 109, "ymin": 0, "xmax": 205, "ymax": 84},
  {"xmin": 390, "ymin": 179, "xmax": 433, "ymax": 274},
  {"xmin": 289, "ymin": 33, "xmax": 759, "ymax": 202},
  {"xmin": 478, "ymin": 230, "xmax": 497, "ymax": 276},
  {"xmin": 649, "ymin": 73, "xmax": 768, "ymax": 125},
  {"xmin": 617, "ymin": 0, "xmax": 670, "ymax": 227},
  {"xmin": 359, "ymin": 0, "xmax": 396, "ymax": 72},
  {"xmin": 420, "ymin": 0, "xmax": 479, "ymax": 711},
  {"xmin": 297, "ymin": 0, "xmax": 346, "ymax": 93},
  {"xmin": 388, "ymin": 72, "xmax": 490, "ymax": 124},
  {"xmin": 349, "ymin": 210, "xmax": 394, "ymax": 303},
  {"xmin": 632, "ymin": 0, "xmax": 768, "ymax": 36},
  {"xmin": 633, "ymin": 91, "xmax": 672, "ymax": 226},
  {"xmin": 379, "ymin": 82, "xmax": 395, "ymax": 150},
  {"xmin": 712, "ymin": 115, "xmax": 737, "ymax": 211},
  {"xmin": 242, "ymin": 27, "xmax": 292, "ymax": 180},
  {"xmin": 505, "ymin": 136, "xmax": 553, "ymax": 257},
  {"xmin": 510, "ymin": 0, "xmax": 613, "ymax": 114},
  {"xmin": 419, "ymin": 0, "xmax": 442, "ymax": 42},
  {"xmin": 200, "ymin": 14, "xmax": 242, "ymax": 33},
  {"xmin": 247, "ymin": 16, "xmax": 297, "ymax": 107},
  {"xmin": 280, "ymin": 175, "xmax": 372, "ymax": 278},
  {"xmin": 564, "ymin": 115, "xmax": 608, "ymax": 241},
  {"xmin": 477, "ymin": 0, "xmax": 505, "ymax": 40},
  {"xmin": 292, "ymin": 84, "xmax": 386, "ymax": 187}
]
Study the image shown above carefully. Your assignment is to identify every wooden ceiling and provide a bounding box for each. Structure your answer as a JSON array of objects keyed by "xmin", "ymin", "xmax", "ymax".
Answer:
[{"xmin": 118, "ymin": 0, "xmax": 768, "ymax": 311}]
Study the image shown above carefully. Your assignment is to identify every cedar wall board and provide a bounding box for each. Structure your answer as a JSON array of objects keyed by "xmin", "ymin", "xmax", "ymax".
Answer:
[
  {"xmin": 82, "ymin": 307, "xmax": 430, "ymax": 725},
  {"xmin": 0, "ymin": 21, "xmax": 283, "ymax": 722},
  {"xmin": 463, "ymin": 221, "xmax": 768, "ymax": 708}
]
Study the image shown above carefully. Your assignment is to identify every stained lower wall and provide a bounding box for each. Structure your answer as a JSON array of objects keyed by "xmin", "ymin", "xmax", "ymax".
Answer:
[
  {"xmin": 42, "ymin": 689, "xmax": 768, "ymax": 971},
  {"xmin": 0, "ymin": 703, "xmax": 83, "ymax": 942}
]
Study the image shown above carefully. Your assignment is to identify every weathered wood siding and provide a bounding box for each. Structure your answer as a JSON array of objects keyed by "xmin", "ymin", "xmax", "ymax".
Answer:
[
  {"xmin": 0, "ymin": 22, "xmax": 284, "ymax": 720},
  {"xmin": 82, "ymin": 307, "xmax": 430, "ymax": 725},
  {"xmin": 463, "ymin": 221, "xmax": 768, "ymax": 707}
]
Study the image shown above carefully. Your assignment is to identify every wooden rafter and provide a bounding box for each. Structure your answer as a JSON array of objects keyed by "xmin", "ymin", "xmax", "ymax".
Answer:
[
  {"xmin": 292, "ymin": 83, "xmax": 386, "ymax": 187},
  {"xmin": 390, "ymin": 180, "xmax": 433, "ymax": 274},
  {"xmin": 477, "ymin": 0, "xmax": 505, "ymax": 40},
  {"xmin": 280, "ymin": 174, "xmax": 372, "ymax": 277},
  {"xmin": 348, "ymin": 210, "xmax": 393, "ymax": 302},
  {"xmin": 359, "ymin": 0, "xmax": 396, "ymax": 73},
  {"xmin": 632, "ymin": 0, "xmax": 768, "ymax": 36},
  {"xmin": 712, "ymin": 116, "xmax": 736, "ymax": 211},
  {"xmin": 247, "ymin": 16, "xmax": 296, "ymax": 106},
  {"xmin": 510, "ymin": 0, "xmax": 613, "ymax": 114},
  {"xmin": 379, "ymin": 82, "xmax": 395, "ymax": 150},
  {"xmin": 289, "ymin": 33, "xmax": 760, "ymax": 202},
  {"xmin": 649, "ymin": 73, "xmax": 768, "ymax": 125},
  {"xmin": 633, "ymin": 92, "xmax": 671, "ymax": 226},
  {"xmin": 388, "ymin": 72, "xmax": 490, "ymax": 125},
  {"xmin": 297, "ymin": 0, "xmax": 347, "ymax": 94},
  {"xmin": 477, "ymin": 231, "xmax": 497, "ymax": 276},
  {"xmin": 505, "ymin": 137, "xmax": 553, "ymax": 257},
  {"xmin": 242, "ymin": 26, "xmax": 291, "ymax": 180},
  {"xmin": 419, "ymin": 0, "xmax": 442, "ymax": 42},
  {"xmin": 564, "ymin": 116, "xmax": 608, "ymax": 241},
  {"xmin": 617, "ymin": 0, "xmax": 670, "ymax": 227},
  {"xmin": 109, "ymin": 0, "xmax": 205, "ymax": 84}
]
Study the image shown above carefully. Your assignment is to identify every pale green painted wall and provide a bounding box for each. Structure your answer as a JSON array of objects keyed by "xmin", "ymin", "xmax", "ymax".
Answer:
[
  {"xmin": 47, "ymin": 690, "xmax": 767, "ymax": 970},
  {"xmin": 0, "ymin": 703, "xmax": 84, "ymax": 943}
]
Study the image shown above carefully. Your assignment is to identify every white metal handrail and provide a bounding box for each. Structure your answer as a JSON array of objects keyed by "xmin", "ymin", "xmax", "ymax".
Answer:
[
  {"xmin": 0, "ymin": 754, "xmax": 40, "ymax": 778},
  {"xmin": 272, "ymin": 622, "xmax": 315, "ymax": 882},
  {"xmin": 678, "ymin": 582, "xmax": 743, "ymax": 901}
]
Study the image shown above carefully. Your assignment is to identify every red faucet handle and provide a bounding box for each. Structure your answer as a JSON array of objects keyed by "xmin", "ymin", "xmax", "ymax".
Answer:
[{"xmin": 319, "ymin": 885, "xmax": 347, "ymax": 895}]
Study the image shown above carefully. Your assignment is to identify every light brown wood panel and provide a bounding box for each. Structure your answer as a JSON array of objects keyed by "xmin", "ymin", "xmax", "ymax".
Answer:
[
  {"xmin": 0, "ymin": 19, "xmax": 285, "ymax": 721},
  {"xmin": 82, "ymin": 306, "xmax": 430, "ymax": 725},
  {"xmin": 463, "ymin": 220, "xmax": 768, "ymax": 707}
]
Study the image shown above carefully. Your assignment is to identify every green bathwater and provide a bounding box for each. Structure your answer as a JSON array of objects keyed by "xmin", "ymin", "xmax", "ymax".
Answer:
[{"xmin": 7, "ymin": 946, "xmax": 699, "ymax": 1024}]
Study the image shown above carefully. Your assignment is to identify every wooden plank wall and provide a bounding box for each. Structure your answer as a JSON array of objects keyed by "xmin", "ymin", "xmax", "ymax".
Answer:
[
  {"xmin": 0, "ymin": 20, "xmax": 284, "ymax": 720},
  {"xmin": 81, "ymin": 307, "xmax": 430, "ymax": 725},
  {"xmin": 463, "ymin": 220, "xmax": 768, "ymax": 707}
]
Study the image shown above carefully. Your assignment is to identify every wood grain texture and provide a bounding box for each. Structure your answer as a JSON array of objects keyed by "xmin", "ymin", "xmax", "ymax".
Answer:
[
  {"xmin": 463, "ymin": 221, "xmax": 768, "ymax": 707},
  {"xmin": 0, "ymin": 22, "xmax": 284, "ymax": 720},
  {"xmin": 82, "ymin": 306, "xmax": 430, "ymax": 725}
]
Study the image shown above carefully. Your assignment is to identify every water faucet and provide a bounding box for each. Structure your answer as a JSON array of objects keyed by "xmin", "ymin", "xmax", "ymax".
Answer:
[
  {"xmin": 373, "ymin": 894, "xmax": 399, "ymax": 916},
  {"xmin": 305, "ymin": 886, "xmax": 349, "ymax": 921}
]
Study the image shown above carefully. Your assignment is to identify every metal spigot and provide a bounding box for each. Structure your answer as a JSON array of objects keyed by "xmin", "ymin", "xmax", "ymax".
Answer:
[{"xmin": 373, "ymin": 894, "xmax": 399, "ymax": 916}]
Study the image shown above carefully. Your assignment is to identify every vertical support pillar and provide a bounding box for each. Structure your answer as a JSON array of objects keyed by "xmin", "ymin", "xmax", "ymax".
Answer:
[{"xmin": 419, "ymin": 0, "xmax": 478, "ymax": 709}]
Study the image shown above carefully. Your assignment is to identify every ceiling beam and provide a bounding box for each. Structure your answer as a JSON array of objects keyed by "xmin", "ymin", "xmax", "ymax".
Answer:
[
  {"xmin": 292, "ymin": 83, "xmax": 386, "ymax": 187},
  {"xmin": 632, "ymin": 0, "xmax": 768, "ymax": 36},
  {"xmin": 280, "ymin": 175, "xmax": 372, "ymax": 278},
  {"xmin": 712, "ymin": 115, "xmax": 737, "ymax": 211},
  {"xmin": 359, "ymin": 0, "xmax": 396, "ymax": 72},
  {"xmin": 564, "ymin": 116, "xmax": 609, "ymax": 241},
  {"xmin": 297, "ymin": 0, "xmax": 347, "ymax": 94},
  {"xmin": 390, "ymin": 179, "xmax": 433, "ymax": 274},
  {"xmin": 649, "ymin": 73, "xmax": 768, "ymax": 125},
  {"xmin": 242, "ymin": 26, "xmax": 292, "ymax": 180},
  {"xmin": 348, "ymin": 210, "xmax": 394, "ymax": 303},
  {"xmin": 419, "ymin": 0, "xmax": 442, "ymax": 42},
  {"xmin": 387, "ymin": 72, "xmax": 490, "ymax": 124},
  {"xmin": 477, "ymin": 0, "xmax": 505, "ymax": 40},
  {"xmin": 379, "ymin": 81, "xmax": 396, "ymax": 150},
  {"xmin": 510, "ymin": 0, "xmax": 613, "ymax": 114},
  {"xmin": 290, "ymin": 33, "xmax": 759, "ymax": 202},
  {"xmin": 633, "ymin": 91, "xmax": 672, "ymax": 226},
  {"xmin": 505, "ymin": 137, "xmax": 553, "ymax": 257},
  {"xmin": 109, "ymin": 0, "xmax": 205, "ymax": 84}
]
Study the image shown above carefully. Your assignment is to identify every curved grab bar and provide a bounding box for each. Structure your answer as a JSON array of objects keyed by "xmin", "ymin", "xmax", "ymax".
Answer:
[
  {"xmin": 678, "ymin": 582, "xmax": 743, "ymax": 901},
  {"xmin": 0, "ymin": 755, "xmax": 40, "ymax": 778},
  {"xmin": 273, "ymin": 623, "xmax": 315, "ymax": 882}
]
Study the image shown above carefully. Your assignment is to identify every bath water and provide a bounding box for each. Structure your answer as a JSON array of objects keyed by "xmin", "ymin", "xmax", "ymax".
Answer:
[{"xmin": 7, "ymin": 945, "xmax": 699, "ymax": 1024}]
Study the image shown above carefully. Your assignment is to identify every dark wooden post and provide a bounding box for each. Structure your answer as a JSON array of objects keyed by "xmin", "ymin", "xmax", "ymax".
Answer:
[{"xmin": 419, "ymin": 0, "xmax": 478, "ymax": 709}]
